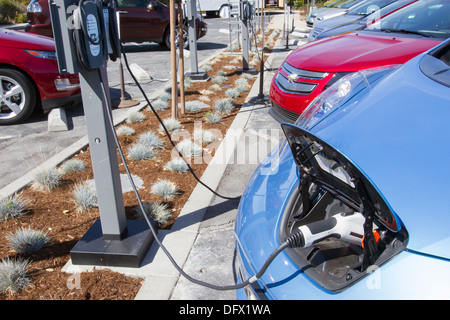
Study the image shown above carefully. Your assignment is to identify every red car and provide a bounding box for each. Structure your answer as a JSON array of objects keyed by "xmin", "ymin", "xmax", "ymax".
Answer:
[
  {"xmin": 25, "ymin": 0, "xmax": 208, "ymax": 49},
  {"xmin": 270, "ymin": 0, "xmax": 450, "ymax": 123},
  {"xmin": 0, "ymin": 28, "xmax": 80, "ymax": 125}
]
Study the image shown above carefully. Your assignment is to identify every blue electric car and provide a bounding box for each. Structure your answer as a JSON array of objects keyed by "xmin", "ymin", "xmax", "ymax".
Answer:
[{"xmin": 235, "ymin": 39, "xmax": 450, "ymax": 299}]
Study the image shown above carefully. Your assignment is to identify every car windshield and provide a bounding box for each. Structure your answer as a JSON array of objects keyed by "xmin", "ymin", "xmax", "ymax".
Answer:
[
  {"xmin": 365, "ymin": 0, "xmax": 450, "ymax": 39},
  {"xmin": 323, "ymin": 0, "xmax": 349, "ymax": 8},
  {"xmin": 336, "ymin": 0, "xmax": 364, "ymax": 8},
  {"xmin": 347, "ymin": 0, "xmax": 397, "ymax": 15}
]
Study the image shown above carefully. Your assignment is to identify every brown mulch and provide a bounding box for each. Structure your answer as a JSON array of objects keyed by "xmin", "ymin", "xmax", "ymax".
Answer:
[{"xmin": 0, "ymin": 31, "xmax": 279, "ymax": 300}]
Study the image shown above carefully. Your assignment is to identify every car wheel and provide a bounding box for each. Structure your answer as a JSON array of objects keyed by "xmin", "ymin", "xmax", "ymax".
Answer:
[
  {"xmin": 0, "ymin": 68, "xmax": 37, "ymax": 125},
  {"xmin": 219, "ymin": 5, "xmax": 230, "ymax": 19},
  {"xmin": 163, "ymin": 25, "xmax": 189, "ymax": 50}
]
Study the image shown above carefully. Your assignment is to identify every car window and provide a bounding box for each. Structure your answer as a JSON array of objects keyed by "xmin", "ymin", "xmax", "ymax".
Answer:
[
  {"xmin": 348, "ymin": 0, "xmax": 396, "ymax": 15},
  {"xmin": 368, "ymin": 0, "xmax": 450, "ymax": 38},
  {"xmin": 337, "ymin": 0, "xmax": 363, "ymax": 9},
  {"xmin": 117, "ymin": 0, "xmax": 149, "ymax": 8}
]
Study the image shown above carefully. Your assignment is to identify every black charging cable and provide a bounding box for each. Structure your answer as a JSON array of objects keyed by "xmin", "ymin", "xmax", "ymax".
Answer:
[
  {"xmin": 98, "ymin": 69, "xmax": 303, "ymax": 291},
  {"xmin": 119, "ymin": 42, "xmax": 241, "ymax": 202},
  {"xmin": 96, "ymin": 54, "xmax": 308, "ymax": 291}
]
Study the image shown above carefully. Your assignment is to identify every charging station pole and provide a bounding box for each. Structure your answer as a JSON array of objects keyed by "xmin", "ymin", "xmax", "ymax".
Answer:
[
  {"xmin": 49, "ymin": 0, "xmax": 155, "ymax": 268},
  {"xmin": 184, "ymin": 0, "xmax": 208, "ymax": 80},
  {"xmin": 237, "ymin": 0, "xmax": 256, "ymax": 74}
]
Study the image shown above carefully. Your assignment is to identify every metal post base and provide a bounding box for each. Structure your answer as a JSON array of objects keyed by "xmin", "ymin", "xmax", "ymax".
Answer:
[
  {"xmin": 236, "ymin": 67, "xmax": 258, "ymax": 75},
  {"xmin": 185, "ymin": 71, "xmax": 210, "ymax": 81},
  {"xmin": 70, "ymin": 219, "xmax": 157, "ymax": 268}
]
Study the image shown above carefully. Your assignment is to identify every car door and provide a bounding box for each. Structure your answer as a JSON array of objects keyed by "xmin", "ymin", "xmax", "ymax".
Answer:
[{"xmin": 116, "ymin": 0, "xmax": 168, "ymax": 42}]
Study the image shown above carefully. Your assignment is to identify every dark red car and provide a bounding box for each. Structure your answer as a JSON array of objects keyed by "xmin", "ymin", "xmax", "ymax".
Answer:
[
  {"xmin": 0, "ymin": 28, "xmax": 80, "ymax": 124},
  {"xmin": 25, "ymin": 0, "xmax": 208, "ymax": 49},
  {"xmin": 270, "ymin": 0, "xmax": 450, "ymax": 123}
]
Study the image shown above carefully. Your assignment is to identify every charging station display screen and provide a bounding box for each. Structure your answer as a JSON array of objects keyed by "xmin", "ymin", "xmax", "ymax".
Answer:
[{"xmin": 86, "ymin": 14, "xmax": 101, "ymax": 56}]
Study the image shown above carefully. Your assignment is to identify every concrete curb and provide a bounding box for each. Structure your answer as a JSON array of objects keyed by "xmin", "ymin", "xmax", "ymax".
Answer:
[{"xmin": 61, "ymin": 16, "xmax": 288, "ymax": 300}]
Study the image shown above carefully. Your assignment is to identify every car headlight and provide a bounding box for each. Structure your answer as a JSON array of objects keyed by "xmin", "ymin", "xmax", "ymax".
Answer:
[
  {"xmin": 24, "ymin": 50, "xmax": 57, "ymax": 60},
  {"xmin": 296, "ymin": 65, "xmax": 399, "ymax": 130},
  {"xmin": 27, "ymin": 0, "xmax": 42, "ymax": 13}
]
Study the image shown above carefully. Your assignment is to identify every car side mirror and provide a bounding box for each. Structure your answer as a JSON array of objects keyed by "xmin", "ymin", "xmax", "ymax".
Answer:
[{"xmin": 147, "ymin": 1, "xmax": 157, "ymax": 10}]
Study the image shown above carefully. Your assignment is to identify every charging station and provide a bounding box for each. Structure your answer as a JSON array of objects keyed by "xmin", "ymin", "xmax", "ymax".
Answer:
[
  {"xmin": 237, "ymin": 0, "xmax": 256, "ymax": 74},
  {"xmin": 183, "ymin": 0, "xmax": 208, "ymax": 80},
  {"xmin": 49, "ymin": 0, "xmax": 156, "ymax": 268}
]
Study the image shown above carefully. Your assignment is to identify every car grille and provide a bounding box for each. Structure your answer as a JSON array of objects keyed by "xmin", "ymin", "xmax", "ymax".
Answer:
[
  {"xmin": 309, "ymin": 26, "xmax": 324, "ymax": 41},
  {"xmin": 274, "ymin": 62, "xmax": 328, "ymax": 95},
  {"xmin": 271, "ymin": 101, "xmax": 300, "ymax": 123}
]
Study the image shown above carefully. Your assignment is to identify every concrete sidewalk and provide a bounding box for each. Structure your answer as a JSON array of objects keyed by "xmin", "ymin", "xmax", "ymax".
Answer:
[{"xmin": 62, "ymin": 12, "xmax": 309, "ymax": 300}]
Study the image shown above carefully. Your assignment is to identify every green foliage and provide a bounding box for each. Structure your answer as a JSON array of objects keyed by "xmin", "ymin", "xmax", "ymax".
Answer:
[{"xmin": 0, "ymin": 0, "xmax": 26, "ymax": 25}]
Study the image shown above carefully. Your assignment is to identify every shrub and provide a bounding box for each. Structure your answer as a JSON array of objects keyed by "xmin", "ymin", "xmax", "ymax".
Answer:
[
  {"xmin": 183, "ymin": 101, "xmax": 209, "ymax": 112},
  {"xmin": 0, "ymin": 194, "xmax": 28, "ymax": 222},
  {"xmin": 214, "ymin": 98, "xmax": 234, "ymax": 114},
  {"xmin": 194, "ymin": 129, "xmax": 216, "ymax": 144},
  {"xmin": 32, "ymin": 167, "xmax": 62, "ymax": 191},
  {"xmin": 137, "ymin": 131, "xmax": 164, "ymax": 150},
  {"xmin": 212, "ymin": 75, "xmax": 227, "ymax": 84},
  {"xmin": 150, "ymin": 180, "xmax": 179, "ymax": 201},
  {"xmin": 0, "ymin": 258, "xmax": 30, "ymax": 294},
  {"xmin": 72, "ymin": 182, "xmax": 98, "ymax": 213},
  {"xmin": 152, "ymin": 99, "xmax": 168, "ymax": 111},
  {"xmin": 204, "ymin": 111, "xmax": 222, "ymax": 124},
  {"xmin": 116, "ymin": 125, "xmax": 135, "ymax": 136},
  {"xmin": 59, "ymin": 159, "xmax": 86, "ymax": 174},
  {"xmin": 176, "ymin": 139, "xmax": 202, "ymax": 157},
  {"xmin": 159, "ymin": 118, "xmax": 181, "ymax": 132},
  {"xmin": 225, "ymin": 88, "xmax": 239, "ymax": 99},
  {"xmin": 209, "ymin": 84, "xmax": 221, "ymax": 91},
  {"xmin": 126, "ymin": 111, "xmax": 146, "ymax": 123},
  {"xmin": 235, "ymin": 78, "xmax": 249, "ymax": 92},
  {"xmin": 134, "ymin": 201, "xmax": 172, "ymax": 225},
  {"xmin": 7, "ymin": 227, "xmax": 51, "ymax": 254},
  {"xmin": 159, "ymin": 92, "xmax": 172, "ymax": 102},
  {"xmin": 164, "ymin": 158, "xmax": 189, "ymax": 173},
  {"xmin": 127, "ymin": 143, "xmax": 156, "ymax": 161}
]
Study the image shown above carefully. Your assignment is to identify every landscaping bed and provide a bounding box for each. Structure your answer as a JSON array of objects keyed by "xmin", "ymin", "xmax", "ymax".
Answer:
[{"xmin": 0, "ymin": 29, "xmax": 280, "ymax": 300}]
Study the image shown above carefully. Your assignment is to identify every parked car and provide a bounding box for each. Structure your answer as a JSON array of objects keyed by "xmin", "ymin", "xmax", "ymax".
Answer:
[
  {"xmin": 308, "ymin": 0, "xmax": 417, "ymax": 42},
  {"xmin": 25, "ymin": 0, "xmax": 208, "ymax": 49},
  {"xmin": 306, "ymin": 0, "xmax": 367, "ymax": 28},
  {"xmin": 197, "ymin": 0, "xmax": 232, "ymax": 18},
  {"xmin": 270, "ymin": 0, "xmax": 450, "ymax": 123},
  {"xmin": 0, "ymin": 29, "xmax": 80, "ymax": 125},
  {"xmin": 235, "ymin": 37, "xmax": 450, "ymax": 300}
]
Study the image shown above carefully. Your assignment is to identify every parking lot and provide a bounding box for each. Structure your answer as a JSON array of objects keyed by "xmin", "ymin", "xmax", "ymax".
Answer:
[{"xmin": 0, "ymin": 16, "xmax": 240, "ymax": 192}]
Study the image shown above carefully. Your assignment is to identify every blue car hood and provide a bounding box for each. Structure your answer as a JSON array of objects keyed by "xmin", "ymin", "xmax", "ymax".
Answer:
[
  {"xmin": 307, "ymin": 54, "xmax": 450, "ymax": 259},
  {"xmin": 314, "ymin": 14, "xmax": 365, "ymax": 30}
]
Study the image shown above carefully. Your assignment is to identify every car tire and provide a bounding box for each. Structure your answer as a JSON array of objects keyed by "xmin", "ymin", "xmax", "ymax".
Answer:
[
  {"xmin": 162, "ymin": 25, "xmax": 189, "ymax": 50},
  {"xmin": 0, "ymin": 67, "xmax": 37, "ymax": 125}
]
